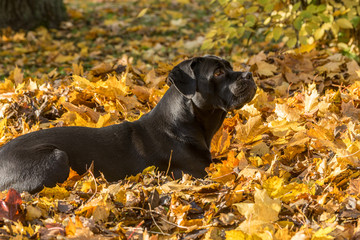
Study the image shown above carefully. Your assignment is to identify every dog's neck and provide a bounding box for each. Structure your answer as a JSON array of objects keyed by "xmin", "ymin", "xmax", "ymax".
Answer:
[{"xmin": 145, "ymin": 86, "xmax": 227, "ymax": 149}]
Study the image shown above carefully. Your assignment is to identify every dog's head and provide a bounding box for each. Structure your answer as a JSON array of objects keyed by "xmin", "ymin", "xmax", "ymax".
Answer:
[{"xmin": 168, "ymin": 56, "xmax": 257, "ymax": 112}]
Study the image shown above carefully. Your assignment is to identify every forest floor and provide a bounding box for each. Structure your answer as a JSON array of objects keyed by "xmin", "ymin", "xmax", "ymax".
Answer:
[{"xmin": 1, "ymin": 0, "xmax": 360, "ymax": 239}]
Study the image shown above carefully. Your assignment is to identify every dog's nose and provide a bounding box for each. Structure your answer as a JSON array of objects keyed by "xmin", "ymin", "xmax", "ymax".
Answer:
[{"xmin": 241, "ymin": 72, "xmax": 252, "ymax": 80}]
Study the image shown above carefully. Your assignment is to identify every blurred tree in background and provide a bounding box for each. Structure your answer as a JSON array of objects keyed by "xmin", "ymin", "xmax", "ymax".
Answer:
[{"xmin": 0, "ymin": 0, "xmax": 67, "ymax": 30}]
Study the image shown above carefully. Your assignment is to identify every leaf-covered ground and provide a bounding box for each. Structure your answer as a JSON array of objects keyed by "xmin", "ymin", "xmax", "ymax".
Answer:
[{"xmin": 1, "ymin": 0, "xmax": 360, "ymax": 239}]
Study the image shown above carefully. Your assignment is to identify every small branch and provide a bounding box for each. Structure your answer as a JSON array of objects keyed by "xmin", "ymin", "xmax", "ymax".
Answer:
[
  {"xmin": 85, "ymin": 161, "xmax": 98, "ymax": 204},
  {"xmin": 148, "ymin": 203, "xmax": 165, "ymax": 235},
  {"xmin": 166, "ymin": 150, "xmax": 173, "ymax": 176}
]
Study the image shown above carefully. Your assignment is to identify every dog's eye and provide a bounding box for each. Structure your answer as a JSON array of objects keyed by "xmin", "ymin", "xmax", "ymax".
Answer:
[{"xmin": 213, "ymin": 68, "xmax": 225, "ymax": 77}]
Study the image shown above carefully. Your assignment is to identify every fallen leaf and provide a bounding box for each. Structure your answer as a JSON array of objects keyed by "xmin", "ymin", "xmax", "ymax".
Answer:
[{"xmin": 234, "ymin": 188, "xmax": 281, "ymax": 234}]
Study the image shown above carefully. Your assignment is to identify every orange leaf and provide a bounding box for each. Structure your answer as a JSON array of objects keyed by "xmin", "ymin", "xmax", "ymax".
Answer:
[
  {"xmin": 0, "ymin": 188, "xmax": 22, "ymax": 221},
  {"xmin": 211, "ymin": 127, "xmax": 231, "ymax": 156},
  {"xmin": 65, "ymin": 218, "xmax": 76, "ymax": 236},
  {"xmin": 207, "ymin": 151, "xmax": 242, "ymax": 183},
  {"xmin": 67, "ymin": 168, "xmax": 80, "ymax": 181}
]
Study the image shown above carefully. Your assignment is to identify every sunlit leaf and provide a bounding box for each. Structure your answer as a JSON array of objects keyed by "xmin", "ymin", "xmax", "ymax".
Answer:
[{"xmin": 336, "ymin": 18, "xmax": 353, "ymax": 29}]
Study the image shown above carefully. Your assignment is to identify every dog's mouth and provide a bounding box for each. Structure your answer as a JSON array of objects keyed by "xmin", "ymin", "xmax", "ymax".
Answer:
[{"xmin": 228, "ymin": 75, "xmax": 257, "ymax": 110}]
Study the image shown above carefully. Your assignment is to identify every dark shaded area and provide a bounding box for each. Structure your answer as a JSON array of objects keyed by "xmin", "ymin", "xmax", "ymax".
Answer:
[{"xmin": 0, "ymin": 0, "xmax": 67, "ymax": 30}]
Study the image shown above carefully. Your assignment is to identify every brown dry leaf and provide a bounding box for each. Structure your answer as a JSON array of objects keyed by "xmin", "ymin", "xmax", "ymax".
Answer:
[
  {"xmin": 10, "ymin": 66, "xmax": 24, "ymax": 85},
  {"xmin": 72, "ymin": 63, "xmax": 84, "ymax": 76},
  {"xmin": 91, "ymin": 62, "xmax": 113, "ymax": 75},
  {"xmin": 144, "ymin": 68, "xmax": 165, "ymax": 88},
  {"xmin": 348, "ymin": 177, "xmax": 360, "ymax": 195},
  {"xmin": 341, "ymin": 101, "xmax": 360, "ymax": 120},
  {"xmin": 250, "ymin": 141, "xmax": 270, "ymax": 156},
  {"xmin": 204, "ymin": 227, "xmax": 223, "ymax": 240},
  {"xmin": 346, "ymin": 60, "xmax": 360, "ymax": 81},
  {"xmin": 283, "ymin": 65, "xmax": 300, "ymax": 84},
  {"xmin": 248, "ymin": 51, "xmax": 267, "ymax": 65},
  {"xmin": 132, "ymin": 85, "xmax": 150, "ymax": 102},
  {"xmin": 256, "ymin": 61, "xmax": 278, "ymax": 77},
  {"xmin": 61, "ymin": 102, "xmax": 100, "ymax": 123},
  {"xmin": 304, "ymin": 83, "xmax": 319, "ymax": 114},
  {"xmin": 25, "ymin": 205, "xmax": 42, "ymax": 221},
  {"xmin": 318, "ymin": 61, "xmax": 342, "ymax": 73}
]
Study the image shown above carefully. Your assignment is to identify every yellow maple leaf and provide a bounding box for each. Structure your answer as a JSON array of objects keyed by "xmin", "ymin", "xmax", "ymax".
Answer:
[
  {"xmin": 234, "ymin": 188, "xmax": 281, "ymax": 234},
  {"xmin": 76, "ymin": 195, "xmax": 112, "ymax": 222},
  {"xmin": 235, "ymin": 115, "xmax": 268, "ymax": 144},
  {"xmin": 0, "ymin": 78, "xmax": 15, "ymax": 93},
  {"xmin": 96, "ymin": 113, "xmax": 112, "ymax": 128},
  {"xmin": 311, "ymin": 227, "xmax": 335, "ymax": 240},
  {"xmin": 72, "ymin": 75, "xmax": 93, "ymax": 89},
  {"xmin": 268, "ymin": 118, "xmax": 305, "ymax": 138},
  {"xmin": 225, "ymin": 230, "xmax": 248, "ymax": 240},
  {"xmin": 39, "ymin": 185, "xmax": 70, "ymax": 199},
  {"xmin": 274, "ymin": 103, "xmax": 301, "ymax": 122},
  {"xmin": 263, "ymin": 176, "xmax": 310, "ymax": 202}
]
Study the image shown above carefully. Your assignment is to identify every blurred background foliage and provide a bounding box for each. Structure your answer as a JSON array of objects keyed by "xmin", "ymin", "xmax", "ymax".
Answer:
[
  {"xmin": 1, "ymin": 0, "xmax": 359, "ymax": 81},
  {"xmin": 202, "ymin": 0, "xmax": 360, "ymax": 61}
]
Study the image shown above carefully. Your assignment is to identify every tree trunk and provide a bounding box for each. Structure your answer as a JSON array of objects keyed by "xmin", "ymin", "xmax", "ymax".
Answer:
[{"xmin": 0, "ymin": 0, "xmax": 67, "ymax": 30}]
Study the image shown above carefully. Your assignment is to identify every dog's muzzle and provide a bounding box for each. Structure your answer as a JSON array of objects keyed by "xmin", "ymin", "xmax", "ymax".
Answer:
[
  {"xmin": 232, "ymin": 72, "xmax": 256, "ymax": 95},
  {"xmin": 229, "ymin": 71, "xmax": 257, "ymax": 109}
]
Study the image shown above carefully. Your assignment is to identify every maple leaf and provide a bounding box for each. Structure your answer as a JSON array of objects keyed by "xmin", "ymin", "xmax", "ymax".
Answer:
[
  {"xmin": 263, "ymin": 176, "xmax": 311, "ymax": 203},
  {"xmin": 208, "ymin": 151, "xmax": 248, "ymax": 183},
  {"xmin": 0, "ymin": 188, "xmax": 22, "ymax": 221},
  {"xmin": 39, "ymin": 185, "xmax": 70, "ymax": 199},
  {"xmin": 348, "ymin": 177, "xmax": 360, "ymax": 195},
  {"xmin": 233, "ymin": 188, "xmax": 281, "ymax": 234},
  {"xmin": 312, "ymin": 227, "xmax": 335, "ymax": 240},
  {"xmin": 275, "ymin": 103, "xmax": 301, "ymax": 122},
  {"xmin": 304, "ymin": 83, "xmax": 319, "ymax": 114},
  {"xmin": 235, "ymin": 115, "xmax": 268, "ymax": 144},
  {"xmin": 255, "ymin": 61, "xmax": 277, "ymax": 77}
]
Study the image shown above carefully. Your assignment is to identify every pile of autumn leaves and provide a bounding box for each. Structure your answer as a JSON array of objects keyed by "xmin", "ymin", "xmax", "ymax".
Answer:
[{"xmin": 1, "ymin": 50, "xmax": 360, "ymax": 239}]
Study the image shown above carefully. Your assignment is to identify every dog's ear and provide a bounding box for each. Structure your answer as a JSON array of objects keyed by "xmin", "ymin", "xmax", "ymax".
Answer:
[{"xmin": 167, "ymin": 58, "xmax": 198, "ymax": 99}]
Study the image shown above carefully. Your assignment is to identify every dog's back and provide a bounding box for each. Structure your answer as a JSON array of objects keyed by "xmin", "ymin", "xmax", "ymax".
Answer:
[{"xmin": 0, "ymin": 123, "xmax": 149, "ymax": 193}]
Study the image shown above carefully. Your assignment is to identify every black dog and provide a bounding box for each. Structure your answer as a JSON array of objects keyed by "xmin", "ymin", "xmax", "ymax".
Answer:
[{"xmin": 0, "ymin": 56, "xmax": 256, "ymax": 193}]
